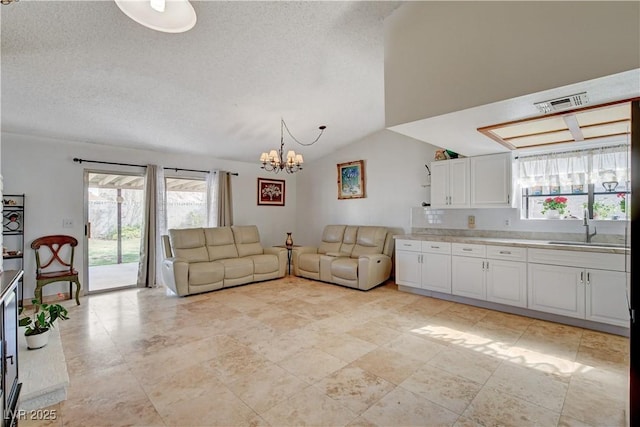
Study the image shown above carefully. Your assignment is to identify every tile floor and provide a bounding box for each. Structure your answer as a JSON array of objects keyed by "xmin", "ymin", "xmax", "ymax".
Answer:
[{"xmin": 22, "ymin": 276, "xmax": 629, "ymax": 426}]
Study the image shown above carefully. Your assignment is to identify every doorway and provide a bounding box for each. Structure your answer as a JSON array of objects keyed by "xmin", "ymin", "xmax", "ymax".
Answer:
[{"xmin": 84, "ymin": 170, "xmax": 145, "ymax": 293}]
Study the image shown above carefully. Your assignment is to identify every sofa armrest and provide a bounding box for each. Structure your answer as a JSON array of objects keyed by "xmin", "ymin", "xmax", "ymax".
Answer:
[
  {"xmin": 292, "ymin": 246, "xmax": 318, "ymax": 276},
  {"xmin": 162, "ymin": 257, "xmax": 190, "ymax": 296},
  {"xmin": 265, "ymin": 246, "xmax": 288, "ymax": 276},
  {"xmin": 357, "ymin": 254, "xmax": 392, "ymax": 290}
]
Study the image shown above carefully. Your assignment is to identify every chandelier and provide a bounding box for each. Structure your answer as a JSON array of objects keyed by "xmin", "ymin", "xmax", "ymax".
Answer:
[{"xmin": 259, "ymin": 119, "xmax": 326, "ymax": 174}]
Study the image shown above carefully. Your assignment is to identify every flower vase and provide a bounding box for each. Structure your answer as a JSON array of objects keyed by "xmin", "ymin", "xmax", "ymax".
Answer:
[
  {"xmin": 545, "ymin": 209, "xmax": 561, "ymax": 219},
  {"xmin": 285, "ymin": 232, "xmax": 293, "ymax": 248}
]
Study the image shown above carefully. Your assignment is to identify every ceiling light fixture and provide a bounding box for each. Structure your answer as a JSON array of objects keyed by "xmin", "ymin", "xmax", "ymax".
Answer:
[
  {"xmin": 0, "ymin": 0, "xmax": 19, "ymax": 5},
  {"xmin": 260, "ymin": 119, "xmax": 326, "ymax": 174},
  {"xmin": 114, "ymin": 0, "xmax": 196, "ymax": 33}
]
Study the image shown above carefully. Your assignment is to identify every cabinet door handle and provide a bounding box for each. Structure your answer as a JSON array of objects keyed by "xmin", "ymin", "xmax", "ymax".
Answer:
[
  {"xmin": 580, "ymin": 271, "xmax": 584, "ymax": 284},
  {"xmin": 486, "ymin": 261, "xmax": 489, "ymax": 270},
  {"xmin": 431, "ymin": 245, "xmax": 440, "ymax": 249},
  {"xmin": 403, "ymin": 243, "xmax": 412, "ymax": 247},
  {"xmin": 499, "ymin": 250, "xmax": 511, "ymax": 254},
  {"xmin": 462, "ymin": 248, "xmax": 473, "ymax": 252},
  {"xmin": 482, "ymin": 261, "xmax": 485, "ymax": 270},
  {"xmin": 586, "ymin": 272, "xmax": 590, "ymax": 284}
]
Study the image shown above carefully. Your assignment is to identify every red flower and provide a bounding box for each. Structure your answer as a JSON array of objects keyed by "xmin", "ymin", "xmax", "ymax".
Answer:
[
  {"xmin": 617, "ymin": 193, "xmax": 626, "ymax": 199},
  {"xmin": 545, "ymin": 198, "xmax": 553, "ymax": 203}
]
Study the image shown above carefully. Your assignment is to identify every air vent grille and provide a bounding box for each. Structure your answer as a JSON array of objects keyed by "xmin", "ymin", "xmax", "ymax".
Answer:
[{"xmin": 534, "ymin": 92, "xmax": 589, "ymax": 114}]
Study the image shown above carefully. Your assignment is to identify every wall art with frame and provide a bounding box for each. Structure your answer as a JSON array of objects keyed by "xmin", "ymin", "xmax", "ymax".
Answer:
[
  {"xmin": 257, "ymin": 178, "xmax": 285, "ymax": 206},
  {"xmin": 337, "ymin": 160, "xmax": 365, "ymax": 199}
]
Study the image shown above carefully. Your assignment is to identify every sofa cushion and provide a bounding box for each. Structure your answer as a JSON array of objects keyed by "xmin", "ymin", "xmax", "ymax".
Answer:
[
  {"xmin": 169, "ymin": 228, "xmax": 209, "ymax": 263},
  {"xmin": 339, "ymin": 225, "xmax": 358, "ymax": 255},
  {"xmin": 298, "ymin": 253, "xmax": 320, "ymax": 273},
  {"xmin": 318, "ymin": 225, "xmax": 346, "ymax": 254},
  {"xmin": 248, "ymin": 254, "xmax": 279, "ymax": 274},
  {"xmin": 189, "ymin": 261, "xmax": 224, "ymax": 286},
  {"xmin": 351, "ymin": 227, "xmax": 388, "ymax": 257},
  {"xmin": 204, "ymin": 227, "xmax": 239, "ymax": 261},
  {"xmin": 219, "ymin": 258, "xmax": 254, "ymax": 279},
  {"xmin": 330, "ymin": 257, "xmax": 358, "ymax": 281},
  {"xmin": 232, "ymin": 226, "xmax": 264, "ymax": 257}
]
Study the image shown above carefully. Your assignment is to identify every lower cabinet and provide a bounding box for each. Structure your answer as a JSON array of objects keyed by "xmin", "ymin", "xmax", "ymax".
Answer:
[
  {"xmin": 486, "ymin": 258, "xmax": 527, "ymax": 308},
  {"xmin": 451, "ymin": 255, "xmax": 485, "ymax": 299},
  {"xmin": 528, "ymin": 262, "xmax": 629, "ymax": 327},
  {"xmin": 395, "ymin": 240, "xmax": 451, "ymax": 293}
]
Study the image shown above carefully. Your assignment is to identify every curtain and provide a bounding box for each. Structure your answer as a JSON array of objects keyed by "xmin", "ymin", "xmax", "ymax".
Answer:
[
  {"xmin": 519, "ymin": 144, "xmax": 630, "ymax": 190},
  {"xmin": 214, "ymin": 171, "xmax": 233, "ymax": 227},
  {"xmin": 205, "ymin": 169, "xmax": 217, "ymax": 227},
  {"xmin": 137, "ymin": 165, "xmax": 167, "ymax": 288}
]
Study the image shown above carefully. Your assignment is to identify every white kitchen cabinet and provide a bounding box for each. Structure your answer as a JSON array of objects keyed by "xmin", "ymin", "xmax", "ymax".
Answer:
[
  {"xmin": 486, "ymin": 259, "xmax": 527, "ymax": 308},
  {"xmin": 395, "ymin": 240, "xmax": 422, "ymax": 288},
  {"xmin": 452, "ymin": 255, "xmax": 486, "ymax": 299},
  {"xmin": 528, "ymin": 263, "xmax": 584, "ymax": 319},
  {"xmin": 485, "ymin": 246, "xmax": 527, "ymax": 308},
  {"xmin": 421, "ymin": 242, "xmax": 451, "ymax": 293},
  {"xmin": 430, "ymin": 158, "xmax": 469, "ymax": 208},
  {"xmin": 585, "ymin": 269, "xmax": 629, "ymax": 327},
  {"xmin": 470, "ymin": 153, "xmax": 512, "ymax": 207},
  {"xmin": 528, "ymin": 249, "xmax": 629, "ymax": 327},
  {"xmin": 395, "ymin": 239, "xmax": 451, "ymax": 293}
]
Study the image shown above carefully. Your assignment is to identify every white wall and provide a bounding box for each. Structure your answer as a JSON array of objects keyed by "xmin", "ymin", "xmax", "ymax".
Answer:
[
  {"xmin": 295, "ymin": 129, "xmax": 437, "ymax": 245},
  {"xmin": 1, "ymin": 132, "xmax": 297, "ymax": 299},
  {"xmin": 385, "ymin": 1, "xmax": 640, "ymax": 126}
]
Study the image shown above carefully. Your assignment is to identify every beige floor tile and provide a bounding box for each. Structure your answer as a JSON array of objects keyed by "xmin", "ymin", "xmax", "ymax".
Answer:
[
  {"xmin": 227, "ymin": 362, "xmax": 309, "ymax": 414},
  {"xmin": 427, "ymin": 346, "xmax": 502, "ymax": 384},
  {"xmin": 46, "ymin": 277, "xmax": 628, "ymax": 427},
  {"xmin": 351, "ymin": 347, "xmax": 424, "ymax": 385},
  {"xmin": 277, "ymin": 347, "xmax": 347, "ymax": 383},
  {"xmin": 461, "ymin": 386, "xmax": 560, "ymax": 427},
  {"xmin": 316, "ymin": 366, "xmax": 395, "ymax": 415},
  {"xmin": 484, "ymin": 362, "xmax": 568, "ymax": 412},
  {"xmin": 346, "ymin": 321, "xmax": 402, "ymax": 346},
  {"xmin": 400, "ymin": 364, "xmax": 482, "ymax": 414},
  {"xmin": 315, "ymin": 332, "xmax": 378, "ymax": 363},
  {"xmin": 358, "ymin": 386, "xmax": 459, "ymax": 426},
  {"xmin": 262, "ymin": 385, "xmax": 357, "ymax": 426},
  {"xmin": 383, "ymin": 332, "xmax": 447, "ymax": 362},
  {"xmin": 562, "ymin": 374, "xmax": 627, "ymax": 426}
]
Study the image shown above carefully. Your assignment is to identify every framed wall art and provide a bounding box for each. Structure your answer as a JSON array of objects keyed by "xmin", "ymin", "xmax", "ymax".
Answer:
[
  {"xmin": 257, "ymin": 178, "xmax": 285, "ymax": 206},
  {"xmin": 337, "ymin": 160, "xmax": 365, "ymax": 199}
]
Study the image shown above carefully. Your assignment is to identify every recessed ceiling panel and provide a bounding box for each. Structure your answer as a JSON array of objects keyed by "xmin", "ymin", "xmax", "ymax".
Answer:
[
  {"xmin": 508, "ymin": 130, "xmax": 574, "ymax": 148},
  {"xmin": 575, "ymin": 103, "xmax": 630, "ymax": 126},
  {"xmin": 492, "ymin": 117, "xmax": 567, "ymax": 139},
  {"xmin": 581, "ymin": 122, "xmax": 630, "ymax": 140}
]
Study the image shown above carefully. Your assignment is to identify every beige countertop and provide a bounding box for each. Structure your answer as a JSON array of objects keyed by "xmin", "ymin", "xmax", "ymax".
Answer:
[{"xmin": 394, "ymin": 234, "xmax": 629, "ymax": 255}]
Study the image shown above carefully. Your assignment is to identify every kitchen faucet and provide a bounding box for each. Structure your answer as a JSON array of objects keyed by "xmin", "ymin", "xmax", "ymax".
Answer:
[{"xmin": 583, "ymin": 208, "xmax": 597, "ymax": 243}]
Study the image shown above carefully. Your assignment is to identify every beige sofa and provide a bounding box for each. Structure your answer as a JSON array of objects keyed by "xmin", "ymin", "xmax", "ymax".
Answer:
[
  {"xmin": 161, "ymin": 225, "xmax": 287, "ymax": 296},
  {"xmin": 292, "ymin": 225, "xmax": 394, "ymax": 290}
]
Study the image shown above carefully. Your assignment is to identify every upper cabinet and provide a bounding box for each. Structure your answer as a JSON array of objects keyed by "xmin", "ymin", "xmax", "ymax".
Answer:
[
  {"xmin": 470, "ymin": 153, "xmax": 513, "ymax": 208},
  {"xmin": 430, "ymin": 158, "xmax": 469, "ymax": 208}
]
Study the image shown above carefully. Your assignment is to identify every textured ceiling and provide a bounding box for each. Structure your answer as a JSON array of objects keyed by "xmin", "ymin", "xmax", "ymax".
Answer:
[{"xmin": 1, "ymin": 1, "xmax": 400, "ymax": 163}]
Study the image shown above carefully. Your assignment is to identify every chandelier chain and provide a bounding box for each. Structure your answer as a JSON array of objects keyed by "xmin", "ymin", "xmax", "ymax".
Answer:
[{"xmin": 281, "ymin": 119, "xmax": 325, "ymax": 147}]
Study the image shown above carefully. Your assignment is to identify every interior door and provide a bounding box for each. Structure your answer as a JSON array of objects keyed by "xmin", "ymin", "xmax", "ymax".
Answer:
[{"xmin": 84, "ymin": 170, "xmax": 144, "ymax": 293}]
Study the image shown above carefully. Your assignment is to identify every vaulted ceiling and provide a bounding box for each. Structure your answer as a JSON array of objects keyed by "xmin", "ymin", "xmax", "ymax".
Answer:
[{"xmin": 1, "ymin": 1, "xmax": 400, "ymax": 163}]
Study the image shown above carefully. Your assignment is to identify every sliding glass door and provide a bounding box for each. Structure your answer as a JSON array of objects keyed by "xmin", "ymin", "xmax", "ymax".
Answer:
[{"xmin": 84, "ymin": 171, "xmax": 144, "ymax": 292}]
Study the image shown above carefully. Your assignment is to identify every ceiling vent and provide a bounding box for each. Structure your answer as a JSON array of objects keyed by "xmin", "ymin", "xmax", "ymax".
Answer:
[{"xmin": 534, "ymin": 92, "xmax": 589, "ymax": 114}]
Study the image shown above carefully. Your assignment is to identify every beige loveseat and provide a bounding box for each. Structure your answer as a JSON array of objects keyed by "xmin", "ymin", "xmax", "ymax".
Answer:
[
  {"xmin": 161, "ymin": 225, "xmax": 287, "ymax": 296},
  {"xmin": 292, "ymin": 225, "xmax": 394, "ymax": 290}
]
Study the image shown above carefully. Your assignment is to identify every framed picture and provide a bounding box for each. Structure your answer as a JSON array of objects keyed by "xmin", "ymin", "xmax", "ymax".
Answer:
[
  {"xmin": 257, "ymin": 178, "xmax": 285, "ymax": 206},
  {"xmin": 337, "ymin": 160, "xmax": 365, "ymax": 199},
  {"xmin": 571, "ymin": 184, "xmax": 585, "ymax": 194}
]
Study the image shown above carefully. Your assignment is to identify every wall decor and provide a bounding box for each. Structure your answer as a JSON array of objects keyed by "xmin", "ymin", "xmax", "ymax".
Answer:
[
  {"xmin": 337, "ymin": 160, "xmax": 365, "ymax": 199},
  {"xmin": 257, "ymin": 178, "xmax": 285, "ymax": 206}
]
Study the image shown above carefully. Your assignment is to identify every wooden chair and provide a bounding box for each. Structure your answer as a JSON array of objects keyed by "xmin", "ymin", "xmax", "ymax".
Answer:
[{"xmin": 31, "ymin": 235, "xmax": 81, "ymax": 306}]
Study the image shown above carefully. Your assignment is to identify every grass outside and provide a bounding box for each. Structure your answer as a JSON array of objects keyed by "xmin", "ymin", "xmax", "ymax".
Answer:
[{"xmin": 89, "ymin": 238, "xmax": 140, "ymax": 266}]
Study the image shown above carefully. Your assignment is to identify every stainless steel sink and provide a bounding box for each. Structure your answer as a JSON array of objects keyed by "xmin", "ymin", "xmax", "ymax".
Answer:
[{"xmin": 547, "ymin": 241, "xmax": 627, "ymax": 248}]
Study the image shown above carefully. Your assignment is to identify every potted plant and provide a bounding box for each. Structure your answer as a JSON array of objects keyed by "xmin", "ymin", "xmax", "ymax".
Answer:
[
  {"xmin": 19, "ymin": 299, "xmax": 69, "ymax": 350},
  {"xmin": 541, "ymin": 196, "xmax": 568, "ymax": 219}
]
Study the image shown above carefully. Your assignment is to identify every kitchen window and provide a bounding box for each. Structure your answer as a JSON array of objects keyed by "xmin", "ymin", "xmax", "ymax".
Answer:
[{"xmin": 519, "ymin": 144, "xmax": 630, "ymax": 220}]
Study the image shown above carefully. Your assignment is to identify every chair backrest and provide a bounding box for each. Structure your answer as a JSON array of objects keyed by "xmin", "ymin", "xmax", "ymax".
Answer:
[{"xmin": 31, "ymin": 235, "xmax": 78, "ymax": 273}]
